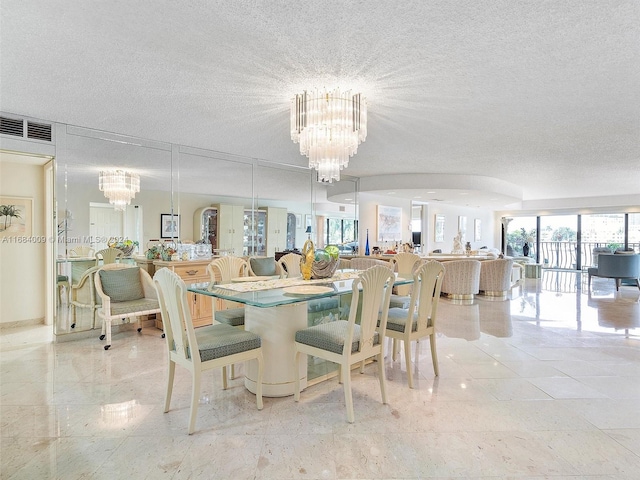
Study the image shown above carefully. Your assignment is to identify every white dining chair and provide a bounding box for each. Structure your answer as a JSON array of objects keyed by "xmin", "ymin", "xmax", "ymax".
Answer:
[
  {"xmin": 390, "ymin": 252, "xmax": 421, "ymax": 306},
  {"xmin": 153, "ymin": 267, "xmax": 264, "ymax": 434},
  {"xmin": 380, "ymin": 261, "xmax": 445, "ymax": 388},
  {"xmin": 277, "ymin": 252, "xmax": 302, "ymax": 278},
  {"xmin": 207, "ymin": 256, "xmax": 250, "ymax": 379},
  {"xmin": 293, "ymin": 265, "xmax": 395, "ymax": 423},
  {"xmin": 207, "ymin": 256, "xmax": 249, "ymax": 327}
]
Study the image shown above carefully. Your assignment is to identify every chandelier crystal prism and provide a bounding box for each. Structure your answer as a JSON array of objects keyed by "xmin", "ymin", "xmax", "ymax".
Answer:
[
  {"xmin": 98, "ymin": 170, "xmax": 140, "ymax": 211},
  {"xmin": 290, "ymin": 87, "xmax": 367, "ymax": 183}
]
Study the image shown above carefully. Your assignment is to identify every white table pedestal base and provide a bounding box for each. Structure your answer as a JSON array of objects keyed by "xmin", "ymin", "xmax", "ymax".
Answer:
[{"xmin": 244, "ymin": 303, "xmax": 308, "ymax": 397}]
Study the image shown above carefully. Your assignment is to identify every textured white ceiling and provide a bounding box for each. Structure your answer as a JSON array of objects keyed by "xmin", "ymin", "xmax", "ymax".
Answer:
[{"xmin": 1, "ymin": 0, "xmax": 639, "ymax": 208}]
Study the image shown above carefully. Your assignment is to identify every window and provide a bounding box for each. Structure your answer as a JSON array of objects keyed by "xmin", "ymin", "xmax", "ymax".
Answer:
[
  {"xmin": 325, "ymin": 218, "xmax": 358, "ymax": 245},
  {"xmin": 581, "ymin": 213, "xmax": 625, "ymax": 265},
  {"xmin": 505, "ymin": 216, "xmax": 537, "ymax": 258}
]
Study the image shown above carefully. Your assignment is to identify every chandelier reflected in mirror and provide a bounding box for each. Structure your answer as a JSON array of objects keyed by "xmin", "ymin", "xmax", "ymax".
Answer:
[
  {"xmin": 290, "ymin": 87, "xmax": 367, "ymax": 183},
  {"xmin": 98, "ymin": 170, "xmax": 140, "ymax": 211}
]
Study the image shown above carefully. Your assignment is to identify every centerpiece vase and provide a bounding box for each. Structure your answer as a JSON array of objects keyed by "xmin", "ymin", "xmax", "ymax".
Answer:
[{"xmin": 301, "ymin": 238, "xmax": 314, "ymax": 280}]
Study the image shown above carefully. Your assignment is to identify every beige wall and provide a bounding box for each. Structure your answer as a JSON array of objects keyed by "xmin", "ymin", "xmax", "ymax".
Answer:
[{"xmin": 0, "ymin": 161, "xmax": 46, "ymax": 325}]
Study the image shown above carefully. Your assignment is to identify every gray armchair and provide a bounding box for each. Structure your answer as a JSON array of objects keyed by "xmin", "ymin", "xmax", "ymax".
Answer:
[{"xmin": 587, "ymin": 253, "xmax": 640, "ymax": 291}]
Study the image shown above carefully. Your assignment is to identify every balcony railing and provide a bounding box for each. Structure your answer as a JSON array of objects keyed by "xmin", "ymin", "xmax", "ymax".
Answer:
[{"xmin": 514, "ymin": 241, "xmax": 639, "ymax": 270}]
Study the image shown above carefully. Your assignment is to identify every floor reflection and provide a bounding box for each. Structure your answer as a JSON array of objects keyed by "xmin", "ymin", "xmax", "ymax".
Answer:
[{"xmin": 437, "ymin": 270, "xmax": 640, "ymax": 340}]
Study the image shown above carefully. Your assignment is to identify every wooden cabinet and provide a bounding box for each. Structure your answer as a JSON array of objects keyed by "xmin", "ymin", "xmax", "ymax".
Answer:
[
  {"xmin": 262, "ymin": 207, "xmax": 288, "ymax": 257},
  {"xmin": 153, "ymin": 259, "xmax": 223, "ymax": 328},
  {"xmin": 193, "ymin": 207, "xmax": 217, "ymax": 248},
  {"xmin": 217, "ymin": 204, "xmax": 244, "ymax": 255},
  {"xmin": 193, "ymin": 204, "xmax": 244, "ymax": 256}
]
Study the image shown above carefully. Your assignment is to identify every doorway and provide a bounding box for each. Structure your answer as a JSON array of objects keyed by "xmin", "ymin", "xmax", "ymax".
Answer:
[{"xmin": 89, "ymin": 203, "xmax": 123, "ymax": 251}]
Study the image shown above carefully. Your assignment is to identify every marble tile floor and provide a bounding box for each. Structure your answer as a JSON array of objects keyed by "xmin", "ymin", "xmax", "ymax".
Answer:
[{"xmin": 1, "ymin": 272, "xmax": 640, "ymax": 479}]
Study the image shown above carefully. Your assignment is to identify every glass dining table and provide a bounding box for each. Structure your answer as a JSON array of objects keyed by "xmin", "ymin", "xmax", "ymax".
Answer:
[{"xmin": 188, "ymin": 270, "xmax": 411, "ymax": 397}]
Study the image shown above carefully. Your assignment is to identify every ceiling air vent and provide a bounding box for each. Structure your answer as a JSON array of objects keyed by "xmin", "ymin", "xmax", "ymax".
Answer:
[
  {"xmin": 0, "ymin": 116, "xmax": 24, "ymax": 137},
  {"xmin": 27, "ymin": 121, "xmax": 52, "ymax": 141}
]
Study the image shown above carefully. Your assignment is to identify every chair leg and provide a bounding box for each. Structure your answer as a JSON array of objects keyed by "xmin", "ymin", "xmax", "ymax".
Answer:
[
  {"xmin": 404, "ymin": 339, "xmax": 414, "ymax": 389},
  {"xmin": 230, "ymin": 363, "xmax": 236, "ymax": 380},
  {"xmin": 377, "ymin": 352, "xmax": 388, "ymax": 405},
  {"xmin": 293, "ymin": 351, "xmax": 301, "ymax": 402},
  {"xmin": 392, "ymin": 338, "xmax": 399, "ymax": 362},
  {"xmin": 255, "ymin": 354, "xmax": 264, "ymax": 410},
  {"xmin": 343, "ymin": 363, "xmax": 355, "ymax": 423},
  {"xmin": 359, "ymin": 360, "xmax": 365, "ymax": 374},
  {"xmin": 222, "ymin": 366, "xmax": 228, "ymax": 390},
  {"xmin": 105, "ymin": 319, "xmax": 112, "ymax": 350},
  {"xmin": 430, "ymin": 333, "xmax": 439, "ymax": 377},
  {"xmin": 164, "ymin": 361, "xmax": 176, "ymax": 412},
  {"xmin": 188, "ymin": 370, "xmax": 202, "ymax": 435}
]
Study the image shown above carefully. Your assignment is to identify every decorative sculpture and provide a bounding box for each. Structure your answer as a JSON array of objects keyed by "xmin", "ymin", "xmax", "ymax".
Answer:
[{"xmin": 452, "ymin": 230, "xmax": 463, "ymax": 254}]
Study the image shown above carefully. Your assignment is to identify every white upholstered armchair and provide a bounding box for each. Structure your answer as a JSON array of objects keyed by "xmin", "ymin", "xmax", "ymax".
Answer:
[
  {"xmin": 479, "ymin": 258, "xmax": 514, "ymax": 296},
  {"xmin": 440, "ymin": 260, "xmax": 481, "ymax": 300}
]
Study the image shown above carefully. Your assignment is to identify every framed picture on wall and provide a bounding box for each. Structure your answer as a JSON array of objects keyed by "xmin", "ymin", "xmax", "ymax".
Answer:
[
  {"xmin": 295, "ymin": 214, "xmax": 302, "ymax": 229},
  {"xmin": 434, "ymin": 214, "xmax": 445, "ymax": 242},
  {"xmin": 160, "ymin": 213, "xmax": 180, "ymax": 239},
  {"xmin": 458, "ymin": 215, "xmax": 467, "ymax": 240},
  {"xmin": 0, "ymin": 196, "xmax": 33, "ymax": 238},
  {"xmin": 474, "ymin": 219, "xmax": 482, "ymax": 241},
  {"xmin": 377, "ymin": 205, "xmax": 402, "ymax": 242}
]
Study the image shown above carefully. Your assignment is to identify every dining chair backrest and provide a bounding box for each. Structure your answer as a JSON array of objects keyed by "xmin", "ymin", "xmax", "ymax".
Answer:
[
  {"xmin": 70, "ymin": 245, "xmax": 95, "ymax": 257},
  {"xmin": 410, "ymin": 261, "xmax": 446, "ymax": 334},
  {"xmin": 277, "ymin": 252, "xmax": 302, "ymax": 278},
  {"xmin": 350, "ymin": 257, "xmax": 392, "ymax": 271},
  {"xmin": 207, "ymin": 256, "xmax": 248, "ymax": 283},
  {"xmin": 390, "ymin": 252, "xmax": 421, "ymax": 296},
  {"xmin": 351, "ymin": 265, "xmax": 397, "ymax": 356},
  {"xmin": 391, "ymin": 252, "xmax": 421, "ymax": 275},
  {"xmin": 95, "ymin": 247, "xmax": 123, "ymax": 265},
  {"xmin": 154, "ymin": 267, "xmax": 196, "ymax": 365}
]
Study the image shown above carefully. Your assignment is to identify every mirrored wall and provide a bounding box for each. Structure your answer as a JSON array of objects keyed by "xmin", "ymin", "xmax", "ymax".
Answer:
[{"xmin": 55, "ymin": 125, "xmax": 358, "ymax": 336}]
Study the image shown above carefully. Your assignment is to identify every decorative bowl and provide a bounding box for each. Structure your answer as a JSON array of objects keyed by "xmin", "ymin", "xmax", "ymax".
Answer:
[
  {"xmin": 311, "ymin": 257, "xmax": 339, "ymax": 279},
  {"xmin": 117, "ymin": 245, "xmax": 135, "ymax": 256}
]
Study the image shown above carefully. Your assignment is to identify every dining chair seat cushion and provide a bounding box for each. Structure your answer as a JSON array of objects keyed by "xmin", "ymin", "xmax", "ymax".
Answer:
[
  {"xmin": 98, "ymin": 267, "xmax": 145, "ymax": 302},
  {"xmin": 189, "ymin": 323, "xmax": 261, "ymax": 362},
  {"xmin": 109, "ymin": 298, "xmax": 160, "ymax": 316},
  {"xmin": 295, "ymin": 320, "xmax": 380, "ymax": 355},
  {"xmin": 57, "ymin": 275, "xmax": 69, "ymax": 282},
  {"xmin": 250, "ymin": 257, "xmax": 278, "ymax": 276},
  {"xmin": 214, "ymin": 307, "xmax": 245, "ymax": 327},
  {"xmin": 382, "ymin": 308, "xmax": 419, "ymax": 333}
]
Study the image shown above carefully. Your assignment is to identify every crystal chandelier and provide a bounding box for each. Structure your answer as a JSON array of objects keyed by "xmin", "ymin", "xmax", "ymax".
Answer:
[
  {"xmin": 98, "ymin": 170, "xmax": 140, "ymax": 211},
  {"xmin": 290, "ymin": 87, "xmax": 367, "ymax": 183}
]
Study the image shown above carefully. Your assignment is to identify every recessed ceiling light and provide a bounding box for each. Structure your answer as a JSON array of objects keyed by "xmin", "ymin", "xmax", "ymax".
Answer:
[
  {"xmin": 344, "ymin": 198, "xmax": 352, "ymax": 201},
  {"xmin": 414, "ymin": 195, "xmax": 422, "ymax": 199},
  {"xmin": 387, "ymin": 192, "xmax": 396, "ymax": 195},
  {"xmin": 459, "ymin": 192, "xmax": 469, "ymax": 196},
  {"xmin": 427, "ymin": 191, "xmax": 436, "ymax": 194}
]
